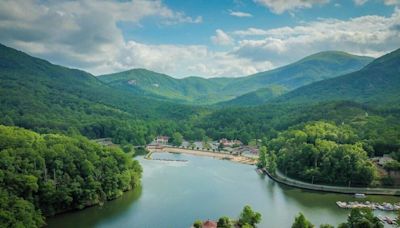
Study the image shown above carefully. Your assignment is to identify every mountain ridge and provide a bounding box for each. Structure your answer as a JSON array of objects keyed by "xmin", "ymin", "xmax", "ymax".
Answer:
[
  {"xmin": 98, "ymin": 51, "xmax": 373, "ymax": 105},
  {"xmin": 274, "ymin": 48, "xmax": 400, "ymax": 105}
]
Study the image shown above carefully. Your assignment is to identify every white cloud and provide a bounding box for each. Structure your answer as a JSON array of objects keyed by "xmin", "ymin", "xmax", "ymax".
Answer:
[
  {"xmin": 0, "ymin": 0, "xmax": 210, "ymax": 77},
  {"xmin": 254, "ymin": 0, "xmax": 329, "ymax": 14},
  {"xmin": 384, "ymin": 0, "xmax": 400, "ymax": 6},
  {"xmin": 0, "ymin": 0, "xmax": 272, "ymax": 78},
  {"xmin": 0, "ymin": 0, "xmax": 399, "ymax": 78},
  {"xmin": 111, "ymin": 41, "xmax": 273, "ymax": 77},
  {"xmin": 229, "ymin": 10, "xmax": 253, "ymax": 17},
  {"xmin": 211, "ymin": 29, "xmax": 234, "ymax": 46},
  {"xmin": 232, "ymin": 8, "xmax": 400, "ymax": 65},
  {"xmin": 354, "ymin": 0, "xmax": 368, "ymax": 5}
]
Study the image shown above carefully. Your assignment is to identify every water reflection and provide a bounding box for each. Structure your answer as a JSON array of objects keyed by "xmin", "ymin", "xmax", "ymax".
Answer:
[{"xmin": 47, "ymin": 153, "xmax": 399, "ymax": 228}]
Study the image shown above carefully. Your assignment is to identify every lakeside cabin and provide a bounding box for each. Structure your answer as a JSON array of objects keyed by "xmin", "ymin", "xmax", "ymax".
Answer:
[
  {"xmin": 202, "ymin": 220, "xmax": 217, "ymax": 228},
  {"xmin": 154, "ymin": 136, "xmax": 170, "ymax": 145},
  {"xmin": 219, "ymin": 138, "xmax": 243, "ymax": 147}
]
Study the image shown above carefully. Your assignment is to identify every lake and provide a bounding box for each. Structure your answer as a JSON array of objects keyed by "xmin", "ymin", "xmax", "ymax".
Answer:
[{"xmin": 47, "ymin": 152, "xmax": 399, "ymax": 228}]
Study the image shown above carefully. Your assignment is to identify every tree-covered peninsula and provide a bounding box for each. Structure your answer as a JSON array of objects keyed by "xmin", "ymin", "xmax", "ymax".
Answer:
[{"xmin": 0, "ymin": 125, "xmax": 142, "ymax": 227}]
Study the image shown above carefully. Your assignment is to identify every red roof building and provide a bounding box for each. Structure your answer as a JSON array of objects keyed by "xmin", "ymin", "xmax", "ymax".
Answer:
[{"xmin": 202, "ymin": 220, "xmax": 217, "ymax": 228}]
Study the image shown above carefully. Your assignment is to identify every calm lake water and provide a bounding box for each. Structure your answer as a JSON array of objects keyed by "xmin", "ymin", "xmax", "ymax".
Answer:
[{"xmin": 47, "ymin": 152, "xmax": 399, "ymax": 228}]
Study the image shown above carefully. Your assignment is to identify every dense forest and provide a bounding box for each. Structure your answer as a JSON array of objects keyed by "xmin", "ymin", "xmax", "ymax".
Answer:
[
  {"xmin": 268, "ymin": 121, "xmax": 377, "ymax": 186},
  {"xmin": 0, "ymin": 125, "xmax": 142, "ymax": 227}
]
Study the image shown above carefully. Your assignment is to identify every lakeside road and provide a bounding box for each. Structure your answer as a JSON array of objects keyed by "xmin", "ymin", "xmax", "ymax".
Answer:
[
  {"xmin": 262, "ymin": 169, "xmax": 400, "ymax": 196},
  {"xmin": 147, "ymin": 146, "xmax": 257, "ymax": 165}
]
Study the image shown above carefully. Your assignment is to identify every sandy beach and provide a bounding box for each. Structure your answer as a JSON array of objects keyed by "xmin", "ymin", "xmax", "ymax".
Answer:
[{"xmin": 147, "ymin": 146, "xmax": 257, "ymax": 165}]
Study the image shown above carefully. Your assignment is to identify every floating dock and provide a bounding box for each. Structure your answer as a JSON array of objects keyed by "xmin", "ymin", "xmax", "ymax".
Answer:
[{"xmin": 336, "ymin": 201, "xmax": 400, "ymax": 211}]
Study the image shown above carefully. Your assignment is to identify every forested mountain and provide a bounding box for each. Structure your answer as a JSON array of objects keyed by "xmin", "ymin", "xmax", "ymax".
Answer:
[
  {"xmin": 0, "ymin": 43, "xmax": 201, "ymax": 145},
  {"xmin": 99, "ymin": 68, "xmax": 234, "ymax": 104},
  {"xmin": 277, "ymin": 48, "xmax": 400, "ymax": 105},
  {"xmin": 219, "ymin": 51, "xmax": 373, "ymax": 98},
  {"xmin": 99, "ymin": 51, "xmax": 373, "ymax": 105},
  {"xmin": 218, "ymin": 85, "xmax": 288, "ymax": 106}
]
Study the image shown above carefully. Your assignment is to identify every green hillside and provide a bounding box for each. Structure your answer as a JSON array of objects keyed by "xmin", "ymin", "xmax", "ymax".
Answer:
[
  {"xmin": 218, "ymin": 51, "xmax": 373, "ymax": 97},
  {"xmin": 277, "ymin": 48, "xmax": 400, "ymax": 105},
  {"xmin": 0, "ymin": 44, "xmax": 200, "ymax": 144},
  {"xmin": 0, "ymin": 125, "xmax": 142, "ymax": 227},
  {"xmin": 219, "ymin": 85, "xmax": 288, "ymax": 106},
  {"xmin": 98, "ymin": 51, "xmax": 373, "ymax": 105},
  {"xmin": 99, "ymin": 69, "xmax": 234, "ymax": 104}
]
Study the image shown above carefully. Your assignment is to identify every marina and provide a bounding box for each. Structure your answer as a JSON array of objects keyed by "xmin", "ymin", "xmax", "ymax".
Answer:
[{"xmin": 336, "ymin": 201, "xmax": 400, "ymax": 211}]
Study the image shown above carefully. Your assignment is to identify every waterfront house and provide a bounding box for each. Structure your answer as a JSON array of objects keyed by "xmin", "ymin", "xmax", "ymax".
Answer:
[
  {"xmin": 155, "ymin": 136, "xmax": 170, "ymax": 145},
  {"xmin": 219, "ymin": 138, "xmax": 243, "ymax": 147},
  {"xmin": 202, "ymin": 220, "xmax": 217, "ymax": 228}
]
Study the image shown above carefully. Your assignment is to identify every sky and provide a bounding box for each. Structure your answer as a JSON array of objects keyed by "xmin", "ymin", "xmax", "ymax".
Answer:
[{"xmin": 0, "ymin": 0, "xmax": 399, "ymax": 78}]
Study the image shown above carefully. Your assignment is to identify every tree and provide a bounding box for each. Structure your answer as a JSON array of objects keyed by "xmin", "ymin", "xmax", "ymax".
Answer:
[
  {"xmin": 271, "ymin": 121, "xmax": 377, "ymax": 186},
  {"xmin": 193, "ymin": 220, "xmax": 202, "ymax": 228},
  {"xmin": 202, "ymin": 136, "xmax": 212, "ymax": 150},
  {"xmin": 238, "ymin": 205, "xmax": 262, "ymax": 227},
  {"xmin": 0, "ymin": 125, "xmax": 142, "ymax": 227},
  {"xmin": 217, "ymin": 216, "xmax": 232, "ymax": 228},
  {"xmin": 319, "ymin": 225, "xmax": 334, "ymax": 228},
  {"xmin": 339, "ymin": 208, "xmax": 383, "ymax": 228},
  {"xmin": 292, "ymin": 213, "xmax": 314, "ymax": 228},
  {"xmin": 170, "ymin": 132, "xmax": 183, "ymax": 146},
  {"xmin": 257, "ymin": 146, "xmax": 267, "ymax": 168},
  {"xmin": 218, "ymin": 142, "xmax": 224, "ymax": 151},
  {"xmin": 122, "ymin": 144, "xmax": 134, "ymax": 154}
]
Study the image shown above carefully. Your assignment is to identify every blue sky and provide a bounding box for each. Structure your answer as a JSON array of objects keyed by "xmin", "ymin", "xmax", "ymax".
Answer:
[
  {"xmin": 0, "ymin": 0, "xmax": 399, "ymax": 78},
  {"xmin": 124, "ymin": 0, "xmax": 393, "ymax": 46}
]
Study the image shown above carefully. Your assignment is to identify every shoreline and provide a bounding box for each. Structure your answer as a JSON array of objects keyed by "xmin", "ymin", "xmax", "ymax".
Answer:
[
  {"xmin": 147, "ymin": 146, "xmax": 257, "ymax": 165},
  {"xmin": 260, "ymin": 168, "xmax": 400, "ymax": 196},
  {"xmin": 147, "ymin": 146, "xmax": 400, "ymax": 196}
]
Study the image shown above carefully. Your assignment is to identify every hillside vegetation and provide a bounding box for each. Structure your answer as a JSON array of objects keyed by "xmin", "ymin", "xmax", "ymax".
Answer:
[
  {"xmin": 0, "ymin": 125, "xmax": 142, "ymax": 227},
  {"xmin": 277, "ymin": 48, "xmax": 400, "ymax": 105},
  {"xmin": 98, "ymin": 51, "xmax": 373, "ymax": 105},
  {"xmin": 0, "ymin": 43, "xmax": 202, "ymax": 146}
]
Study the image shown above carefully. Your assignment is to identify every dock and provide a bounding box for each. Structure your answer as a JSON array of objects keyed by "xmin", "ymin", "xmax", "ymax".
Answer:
[{"xmin": 336, "ymin": 201, "xmax": 400, "ymax": 211}]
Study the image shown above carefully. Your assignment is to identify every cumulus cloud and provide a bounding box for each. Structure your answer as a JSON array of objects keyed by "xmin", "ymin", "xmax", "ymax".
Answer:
[
  {"xmin": 229, "ymin": 10, "xmax": 253, "ymax": 17},
  {"xmin": 0, "ymin": 0, "xmax": 399, "ymax": 78},
  {"xmin": 111, "ymin": 41, "xmax": 273, "ymax": 77},
  {"xmin": 353, "ymin": 0, "xmax": 400, "ymax": 6},
  {"xmin": 211, "ymin": 29, "xmax": 234, "ymax": 46},
  {"xmin": 0, "ymin": 0, "xmax": 273, "ymax": 77},
  {"xmin": 384, "ymin": 0, "xmax": 400, "ymax": 6},
  {"xmin": 231, "ymin": 8, "xmax": 400, "ymax": 65},
  {"xmin": 0, "ymin": 0, "xmax": 206, "ymax": 75},
  {"xmin": 253, "ymin": 0, "xmax": 329, "ymax": 14}
]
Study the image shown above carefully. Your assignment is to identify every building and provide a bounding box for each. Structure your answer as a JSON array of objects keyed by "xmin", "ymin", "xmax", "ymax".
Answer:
[
  {"xmin": 155, "ymin": 136, "xmax": 169, "ymax": 145},
  {"xmin": 202, "ymin": 220, "xmax": 217, "ymax": 228},
  {"xmin": 219, "ymin": 138, "xmax": 242, "ymax": 147}
]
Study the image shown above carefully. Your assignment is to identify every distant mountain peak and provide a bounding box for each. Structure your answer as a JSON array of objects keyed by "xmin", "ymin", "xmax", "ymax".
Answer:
[{"xmin": 276, "ymin": 47, "xmax": 400, "ymax": 105}]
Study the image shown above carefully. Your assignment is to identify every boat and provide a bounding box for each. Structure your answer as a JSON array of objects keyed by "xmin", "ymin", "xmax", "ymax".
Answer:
[
  {"xmin": 384, "ymin": 216, "xmax": 394, "ymax": 225},
  {"xmin": 377, "ymin": 215, "xmax": 385, "ymax": 222},
  {"xmin": 336, "ymin": 201, "xmax": 348, "ymax": 208},
  {"xmin": 354, "ymin": 193, "xmax": 366, "ymax": 198}
]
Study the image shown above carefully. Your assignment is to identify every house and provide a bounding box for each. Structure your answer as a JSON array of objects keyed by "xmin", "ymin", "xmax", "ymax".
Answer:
[
  {"xmin": 155, "ymin": 136, "xmax": 169, "ymax": 145},
  {"xmin": 202, "ymin": 220, "xmax": 217, "ymax": 228},
  {"xmin": 219, "ymin": 138, "xmax": 243, "ymax": 147}
]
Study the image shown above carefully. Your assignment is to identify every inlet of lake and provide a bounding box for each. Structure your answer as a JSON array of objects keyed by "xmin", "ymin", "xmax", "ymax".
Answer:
[{"xmin": 47, "ymin": 152, "xmax": 399, "ymax": 228}]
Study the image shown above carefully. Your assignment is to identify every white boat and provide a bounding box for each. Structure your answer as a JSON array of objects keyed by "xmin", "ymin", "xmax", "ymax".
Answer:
[{"xmin": 354, "ymin": 193, "xmax": 366, "ymax": 198}]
